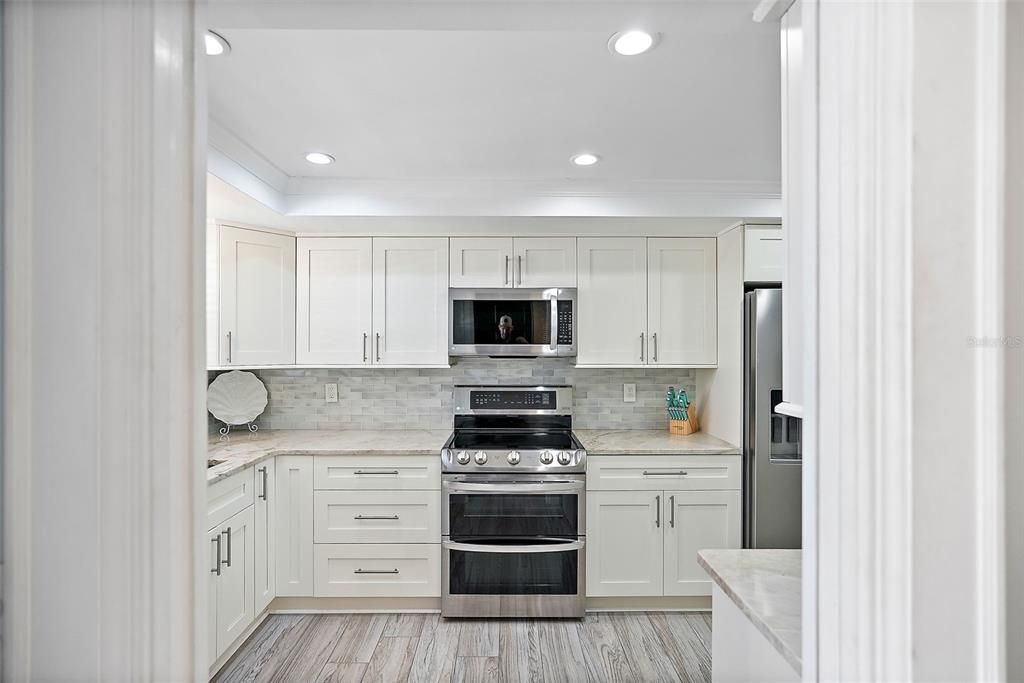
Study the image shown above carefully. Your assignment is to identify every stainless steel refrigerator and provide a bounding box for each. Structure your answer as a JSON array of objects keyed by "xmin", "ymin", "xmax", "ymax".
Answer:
[{"xmin": 743, "ymin": 288, "xmax": 802, "ymax": 549}]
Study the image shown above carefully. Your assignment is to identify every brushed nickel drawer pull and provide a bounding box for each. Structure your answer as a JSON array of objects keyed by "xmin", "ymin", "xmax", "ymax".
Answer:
[
  {"xmin": 259, "ymin": 466, "xmax": 268, "ymax": 500},
  {"xmin": 222, "ymin": 527, "xmax": 232, "ymax": 567},
  {"xmin": 670, "ymin": 495, "xmax": 675, "ymax": 528},
  {"xmin": 363, "ymin": 332, "xmax": 368, "ymax": 362},
  {"xmin": 642, "ymin": 470, "xmax": 689, "ymax": 476},
  {"xmin": 655, "ymin": 495, "xmax": 661, "ymax": 528},
  {"xmin": 354, "ymin": 514, "xmax": 400, "ymax": 520},
  {"xmin": 354, "ymin": 470, "xmax": 400, "ymax": 475},
  {"xmin": 211, "ymin": 536, "xmax": 222, "ymax": 575},
  {"xmin": 354, "ymin": 568, "xmax": 399, "ymax": 575}
]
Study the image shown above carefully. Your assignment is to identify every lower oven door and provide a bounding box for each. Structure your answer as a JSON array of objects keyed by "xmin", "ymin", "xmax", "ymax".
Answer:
[{"xmin": 441, "ymin": 538, "xmax": 585, "ymax": 618}]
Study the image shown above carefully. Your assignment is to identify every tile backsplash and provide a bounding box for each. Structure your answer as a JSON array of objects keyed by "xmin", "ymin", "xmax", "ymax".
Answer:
[{"xmin": 208, "ymin": 359, "xmax": 696, "ymax": 432}]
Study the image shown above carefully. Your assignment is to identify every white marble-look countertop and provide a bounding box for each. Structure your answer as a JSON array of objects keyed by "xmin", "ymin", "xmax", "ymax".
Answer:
[
  {"xmin": 697, "ymin": 549, "xmax": 802, "ymax": 672},
  {"xmin": 207, "ymin": 429, "xmax": 451, "ymax": 482},
  {"xmin": 575, "ymin": 429, "xmax": 740, "ymax": 455}
]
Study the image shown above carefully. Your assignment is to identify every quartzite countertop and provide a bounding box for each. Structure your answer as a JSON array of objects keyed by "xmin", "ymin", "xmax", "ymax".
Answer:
[
  {"xmin": 207, "ymin": 429, "xmax": 452, "ymax": 482},
  {"xmin": 697, "ymin": 548, "xmax": 802, "ymax": 672},
  {"xmin": 574, "ymin": 429, "xmax": 740, "ymax": 455},
  {"xmin": 207, "ymin": 428, "xmax": 741, "ymax": 482}
]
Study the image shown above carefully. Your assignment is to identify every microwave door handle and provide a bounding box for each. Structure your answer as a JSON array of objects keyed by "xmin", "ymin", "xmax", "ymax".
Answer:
[
  {"xmin": 446, "ymin": 539, "xmax": 585, "ymax": 554},
  {"xmin": 445, "ymin": 480, "xmax": 585, "ymax": 494}
]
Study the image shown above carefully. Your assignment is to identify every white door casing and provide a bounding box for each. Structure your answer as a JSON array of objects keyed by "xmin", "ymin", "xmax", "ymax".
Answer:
[{"xmin": 296, "ymin": 237, "xmax": 373, "ymax": 365}]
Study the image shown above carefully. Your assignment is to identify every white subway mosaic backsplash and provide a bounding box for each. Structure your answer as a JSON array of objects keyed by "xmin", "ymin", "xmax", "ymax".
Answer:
[{"xmin": 209, "ymin": 359, "xmax": 696, "ymax": 432}]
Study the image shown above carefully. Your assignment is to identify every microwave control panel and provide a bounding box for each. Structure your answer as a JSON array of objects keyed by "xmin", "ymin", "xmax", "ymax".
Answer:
[{"xmin": 557, "ymin": 300, "xmax": 573, "ymax": 345}]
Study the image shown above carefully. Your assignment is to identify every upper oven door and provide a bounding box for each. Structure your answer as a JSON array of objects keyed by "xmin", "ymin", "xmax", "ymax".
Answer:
[
  {"xmin": 443, "ymin": 475, "xmax": 585, "ymax": 539},
  {"xmin": 448, "ymin": 288, "xmax": 576, "ymax": 357}
]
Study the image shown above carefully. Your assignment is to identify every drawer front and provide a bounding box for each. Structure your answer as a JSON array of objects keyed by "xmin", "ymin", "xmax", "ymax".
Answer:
[
  {"xmin": 314, "ymin": 455, "xmax": 440, "ymax": 491},
  {"xmin": 207, "ymin": 466, "xmax": 255, "ymax": 531},
  {"xmin": 586, "ymin": 455, "xmax": 741, "ymax": 491},
  {"xmin": 314, "ymin": 490, "xmax": 440, "ymax": 544},
  {"xmin": 313, "ymin": 544, "xmax": 441, "ymax": 597}
]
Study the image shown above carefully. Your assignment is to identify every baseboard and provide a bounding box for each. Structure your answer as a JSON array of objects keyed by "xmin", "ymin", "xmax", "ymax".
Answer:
[
  {"xmin": 586, "ymin": 596, "xmax": 711, "ymax": 611},
  {"xmin": 208, "ymin": 609, "xmax": 271, "ymax": 679},
  {"xmin": 270, "ymin": 596, "xmax": 442, "ymax": 613}
]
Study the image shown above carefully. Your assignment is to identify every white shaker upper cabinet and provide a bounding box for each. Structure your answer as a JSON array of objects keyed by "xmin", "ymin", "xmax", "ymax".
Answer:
[
  {"xmin": 219, "ymin": 226, "xmax": 296, "ymax": 366},
  {"xmin": 296, "ymin": 237, "xmax": 373, "ymax": 365},
  {"xmin": 372, "ymin": 237, "xmax": 449, "ymax": 366},
  {"xmin": 647, "ymin": 238, "xmax": 718, "ymax": 366},
  {"xmin": 744, "ymin": 226, "xmax": 785, "ymax": 283},
  {"xmin": 513, "ymin": 237, "xmax": 577, "ymax": 288},
  {"xmin": 577, "ymin": 237, "xmax": 647, "ymax": 365},
  {"xmin": 449, "ymin": 237, "xmax": 513, "ymax": 288}
]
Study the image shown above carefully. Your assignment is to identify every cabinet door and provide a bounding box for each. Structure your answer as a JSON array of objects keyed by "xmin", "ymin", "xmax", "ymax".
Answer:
[
  {"xmin": 296, "ymin": 237, "xmax": 372, "ymax": 365},
  {"xmin": 253, "ymin": 463, "xmax": 275, "ymax": 615},
  {"xmin": 577, "ymin": 237, "xmax": 647, "ymax": 365},
  {"xmin": 663, "ymin": 490, "xmax": 741, "ymax": 596},
  {"xmin": 372, "ymin": 237, "xmax": 449, "ymax": 366},
  {"xmin": 216, "ymin": 506, "xmax": 255, "ymax": 658},
  {"xmin": 206, "ymin": 527, "xmax": 220, "ymax": 667},
  {"xmin": 449, "ymin": 237, "xmax": 512, "ymax": 288},
  {"xmin": 586, "ymin": 490, "xmax": 663, "ymax": 596},
  {"xmin": 647, "ymin": 237, "xmax": 718, "ymax": 366},
  {"xmin": 275, "ymin": 455, "xmax": 314, "ymax": 596},
  {"xmin": 219, "ymin": 226, "xmax": 295, "ymax": 366},
  {"xmin": 744, "ymin": 226, "xmax": 784, "ymax": 283},
  {"xmin": 514, "ymin": 237, "xmax": 576, "ymax": 288}
]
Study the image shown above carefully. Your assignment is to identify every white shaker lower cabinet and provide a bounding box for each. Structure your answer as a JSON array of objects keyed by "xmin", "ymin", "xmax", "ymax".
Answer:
[
  {"xmin": 275, "ymin": 455, "xmax": 314, "ymax": 596},
  {"xmin": 209, "ymin": 506, "xmax": 255, "ymax": 664},
  {"xmin": 586, "ymin": 491, "xmax": 664, "ymax": 596},
  {"xmin": 372, "ymin": 237, "xmax": 449, "ymax": 366},
  {"xmin": 647, "ymin": 237, "xmax": 718, "ymax": 366},
  {"xmin": 577, "ymin": 237, "xmax": 648, "ymax": 365},
  {"xmin": 586, "ymin": 455, "xmax": 742, "ymax": 598},
  {"xmin": 663, "ymin": 490, "xmax": 741, "ymax": 596},
  {"xmin": 217, "ymin": 225, "xmax": 296, "ymax": 366},
  {"xmin": 253, "ymin": 463, "xmax": 276, "ymax": 614},
  {"xmin": 296, "ymin": 237, "xmax": 373, "ymax": 365}
]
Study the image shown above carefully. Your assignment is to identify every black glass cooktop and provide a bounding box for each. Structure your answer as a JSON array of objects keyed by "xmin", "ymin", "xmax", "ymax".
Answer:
[{"xmin": 450, "ymin": 430, "xmax": 577, "ymax": 451}]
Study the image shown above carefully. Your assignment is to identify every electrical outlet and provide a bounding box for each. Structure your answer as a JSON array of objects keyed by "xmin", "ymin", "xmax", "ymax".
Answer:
[
  {"xmin": 623, "ymin": 383, "xmax": 637, "ymax": 403},
  {"xmin": 325, "ymin": 383, "xmax": 339, "ymax": 403}
]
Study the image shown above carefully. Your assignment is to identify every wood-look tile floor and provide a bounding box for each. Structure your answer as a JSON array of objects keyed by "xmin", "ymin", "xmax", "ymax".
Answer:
[{"xmin": 214, "ymin": 612, "xmax": 711, "ymax": 683}]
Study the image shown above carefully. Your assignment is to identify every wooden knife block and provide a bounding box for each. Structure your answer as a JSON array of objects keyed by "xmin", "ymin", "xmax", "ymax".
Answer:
[{"xmin": 668, "ymin": 404, "xmax": 700, "ymax": 435}]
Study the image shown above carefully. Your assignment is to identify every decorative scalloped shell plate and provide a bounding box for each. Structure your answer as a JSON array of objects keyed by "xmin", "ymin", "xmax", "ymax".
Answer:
[{"xmin": 207, "ymin": 370, "xmax": 268, "ymax": 425}]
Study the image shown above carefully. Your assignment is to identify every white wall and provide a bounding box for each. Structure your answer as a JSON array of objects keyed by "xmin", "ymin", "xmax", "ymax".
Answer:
[
  {"xmin": 3, "ymin": 1, "xmax": 204, "ymax": 678},
  {"xmin": 696, "ymin": 223, "xmax": 744, "ymax": 447}
]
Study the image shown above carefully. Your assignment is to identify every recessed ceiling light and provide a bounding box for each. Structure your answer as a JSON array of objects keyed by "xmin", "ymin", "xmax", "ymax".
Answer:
[
  {"xmin": 305, "ymin": 152, "xmax": 335, "ymax": 165},
  {"xmin": 571, "ymin": 153, "xmax": 600, "ymax": 167},
  {"xmin": 205, "ymin": 31, "xmax": 230, "ymax": 56},
  {"xmin": 609, "ymin": 30, "xmax": 657, "ymax": 56}
]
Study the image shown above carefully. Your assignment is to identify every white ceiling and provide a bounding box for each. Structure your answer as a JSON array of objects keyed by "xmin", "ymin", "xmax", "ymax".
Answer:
[{"xmin": 206, "ymin": 1, "xmax": 781, "ymax": 219}]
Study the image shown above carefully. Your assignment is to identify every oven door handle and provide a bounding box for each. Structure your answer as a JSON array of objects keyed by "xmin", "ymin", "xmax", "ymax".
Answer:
[
  {"xmin": 445, "ymin": 539, "xmax": 585, "ymax": 554},
  {"xmin": 444, "ymin": 480, "xmax": 584, "ymax": 494}
]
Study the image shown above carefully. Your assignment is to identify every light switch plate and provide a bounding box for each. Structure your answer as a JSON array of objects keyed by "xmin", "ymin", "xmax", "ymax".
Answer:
[
  {"xmin": 325, "ymin": 383, "xmax": 339, "ymax": 403},
  {"xmin": 623, "ymin": 383, "xmax": 637, "ymax": 403}
]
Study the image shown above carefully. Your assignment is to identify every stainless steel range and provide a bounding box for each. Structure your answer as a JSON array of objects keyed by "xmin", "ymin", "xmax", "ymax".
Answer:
[{"xmin": 440, "ymin": 385, "xmax": 586, "ymax": 618}]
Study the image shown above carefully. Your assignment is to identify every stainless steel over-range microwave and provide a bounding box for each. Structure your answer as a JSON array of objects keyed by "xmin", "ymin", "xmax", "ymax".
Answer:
[{"xmin": 448, "ymin": 288, "xmax": 576, "ymax": 357}]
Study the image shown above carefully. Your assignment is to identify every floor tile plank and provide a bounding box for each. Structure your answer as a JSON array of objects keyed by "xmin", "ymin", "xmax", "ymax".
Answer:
[
  {"xmin": 607, "ymin": 612, "xmax": 684, "ymax": 682},
  {"xmin": 539, "ymin": 619, "xmax": 591, "ymax": 682},
  {"xmin": 313, "ymin": 661, "xmax": 367, "ymax": 683},
  {"xmin": 362, "ymin": 636, "xmax": 420, "ymax": 682},
  {"xmin": 408, "ymin": 615, "xmax": 462, "ymax": 683},
  {"xmin": 452, "ymin": 656, "xmax": 500, "ymax": 682},
  {"xmin": 648, "ymin": 612, "xmax": 712, "ymax": 683},
  {"xmin": 383, "ymin": 613, "xmax": 429, "ymax": 638},
  {"xmin": 498, "ymin": 620, "xmax": 544, "ymax": 683},
  {"xmin": 576, "ymin": 612, "xmax": 636, "ymax": 683},
  {"xmin": 214, "ymin": 614, "xmax": 305, "ymax": 683},
  {"xmin": 327, "ymin": 613, "xmax": 390, "ymax": 664},
  {"xmin": 274, "ymin": 615, "xmax": 351, "ymax": 682},
  {"xmin": 456, "ymin": 619, "xmax": 499, "ymax": 657}
]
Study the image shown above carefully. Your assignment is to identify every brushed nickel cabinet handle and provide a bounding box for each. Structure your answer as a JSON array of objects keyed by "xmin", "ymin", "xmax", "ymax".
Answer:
[
  {"xmin": 640, "ymin": 332, "xmax": 645, "ymax": 362},
  {"xmin": 517, "ymin": 255, "xmax": 523, "ymax": 285},
  {"xmin": 363, "ymin": 332, "xmax": 368, "ymax": 362},
  {"xmin": 222, "ymin": 527, "xmax": 232, "ymax": 567},
  {"xmin": 505, "ymin": 255, "xmax": 510, "ymax": 285},
  {"xmin": 354, "ymin": 568, "xmax": 399, "ymax": 575},
  {"xmin": 259, "ymin": 466, "xmax": 268, "ymax": 501},
  {"xmin": 642, "ymin": 471, "xmax": 689, "ymax": 476},
  {"xmin": 653, "ymin": 332, "xmax": 658, "ymax": 362},
  {"xmin": 376, "ymin": 333, "xmax": 381, "ymax": 362},
  {"xmin": 670, "ymin": 495, "xmax": 675, "ymax": 528},
  {"xmin": 226, "ymin": 331, "xmax": 232, "ymax": 364},
  {"xmin": 354, "ymin": 514, "xmax": 400, "ymax": 520},
  {"xmin": 655, "ymin": 495, "xmax": 661, "ymax": 528},
  {"xmin": 211, "ymin": 536, "xmax": 222, "ymax": 575},
  {"xmin": 354, "ymin": 470, "xmax": 400, "ymax": 475}
]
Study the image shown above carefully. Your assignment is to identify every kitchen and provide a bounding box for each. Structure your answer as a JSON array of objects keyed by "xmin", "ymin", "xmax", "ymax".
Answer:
[
  {"xmin": 6, "ymin": 0, "xmax": 1019, "ymax": 681},
  {"xmin": 202, "ymin": 3, "xmax": 797, "ymax": 680}
]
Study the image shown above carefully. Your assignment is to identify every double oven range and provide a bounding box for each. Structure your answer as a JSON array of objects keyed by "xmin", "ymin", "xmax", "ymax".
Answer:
[{"xmin": 440, "ymin": 386, "xmax": 587, "ymax": 618}]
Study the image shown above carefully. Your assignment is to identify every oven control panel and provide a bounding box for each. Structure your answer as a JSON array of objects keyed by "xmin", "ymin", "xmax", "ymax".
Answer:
[{"xmin": 469, "ymin": 390, "xmax": 556, "ymax": 410}]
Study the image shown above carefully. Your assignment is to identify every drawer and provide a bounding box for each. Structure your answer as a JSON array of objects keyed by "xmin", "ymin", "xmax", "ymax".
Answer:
[
  {"xmin": 314, "ymin": 455, "xmax": 440, "ymax": 491},
  {"xmin": 313, "ymin": 544, "xmax": 441, "ymax": 597},
  {"xmin": 586, "ymin": 455, "xmax": 741, "ymax": 491},
  {"xmin": 207, "ymin": 466, "xmax": 255, "ymax": 531},
  {"xmin": 314, "ymin": 490, "xmax": 440, "ymax": 544}
]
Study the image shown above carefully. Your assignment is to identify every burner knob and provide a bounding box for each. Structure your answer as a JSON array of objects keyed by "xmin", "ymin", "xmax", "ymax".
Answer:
[
  {"xmin": 539, "ymin": 450, "xmax": 555, "ymax": 465},
  {"xmin": 507, "ymin": 450, "xmax": 521, "ymax": 465},
  {"xmin": 557, "ymin": 450, "xmax": 573, "ymax": 466},
  {"xmin": 455, "ymin": 450, "xmax": 471, "ymax": 465},
  {"xmin": 474, "ymin": 451, "xmax": 488, "ymax": 465}
]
